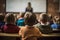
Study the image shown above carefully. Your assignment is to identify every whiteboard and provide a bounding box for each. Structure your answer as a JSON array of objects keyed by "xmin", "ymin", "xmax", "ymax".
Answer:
[{"xmin": 6, "ymin": 0, "xmax": 46, "ymax": 12}]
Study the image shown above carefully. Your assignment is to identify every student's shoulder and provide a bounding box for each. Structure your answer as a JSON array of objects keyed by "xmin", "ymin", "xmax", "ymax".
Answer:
[
  {"xmin": 34, "ymin": 23, "xmax": 41, "ymax": 27},
  {"xmin": 34, "ymin": 27, "xmax": 40, "ymax": 32},
  {"xmin": 34, "ymin": 27, "xmax": 42, "ymax": 35},
  {"xmin": 20, "ymin": 27, "xmax": 26, "ymax": 30}
]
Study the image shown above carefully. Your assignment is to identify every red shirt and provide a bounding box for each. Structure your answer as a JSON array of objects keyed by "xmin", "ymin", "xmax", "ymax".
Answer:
[{"xmin": 2, "ymin": 24, "xmax": 20, "ymax": 33}]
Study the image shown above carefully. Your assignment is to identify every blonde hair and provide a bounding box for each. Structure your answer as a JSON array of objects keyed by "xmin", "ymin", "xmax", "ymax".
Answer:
[
  {"xmin": 24, "ymin": 12, "xmax": 32, "ymax": 18},
  {"xmin": 17, "ymin": 12, "xmax": 24, "ymax": 19},
  {"xmin": 24, "ymin": 12, "xmax": 36, "ymax": 26}
]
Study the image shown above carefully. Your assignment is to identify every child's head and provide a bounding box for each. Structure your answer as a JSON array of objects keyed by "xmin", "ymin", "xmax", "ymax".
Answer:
[
  {"xmin": 48, "ymin": 14, "xmax": 52, "ymax": 20},
  {"xmin": 20, "ymin": 13, "xmax": 24, "ymax": 17},
  {"xmin": 17, "ymin": 13, "xmax": 24, "ymax": 19},
  {"xmin": 0, "ymin": 14, "xmax": 5, "ymax": 22},
  {"xmin": 39, "ymin": 13, "xmax": 49, "ymax": 23},
  {"xmin": 56, "ymin": 18, "xmax": 60, "ymax": 24},
  {"xmin": 24, "ymin": 12, "xmax": 32, "ymax": 18},
  {"xmin": 53, "ymin": 16, "xmax": 60, "ymax": 24},
  {"xmin": 24, "ymin": 12, "xmax": 36, "ymax": 26},
  {"xmin": 5, "ymin": 13, "xmax": 15, "ymax": 24}
]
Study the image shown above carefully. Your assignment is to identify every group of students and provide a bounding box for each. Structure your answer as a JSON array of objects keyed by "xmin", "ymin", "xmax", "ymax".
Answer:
[{"xmin": 0, "ymin": 12, "xmax": 60, "ymax": 40}]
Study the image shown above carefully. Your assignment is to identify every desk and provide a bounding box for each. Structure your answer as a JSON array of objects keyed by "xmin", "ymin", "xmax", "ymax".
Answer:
[
  {"xmin": 42, "ymin": 33, "xmax": 60, "ymax": 37},
  {"xmin": 0, "ymin": 33, "xmax": 19, "ymax": 37},
  {"xmin": 0, "ymin": 33, "xmax": 60, "ymax": 40},
  {"xmin": 0, "ymin": 33, "xmax": 60, "ymax": 37}
]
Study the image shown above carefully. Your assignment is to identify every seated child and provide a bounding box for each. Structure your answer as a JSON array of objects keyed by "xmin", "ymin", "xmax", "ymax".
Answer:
[
  {"xmin": 19, "ymin": 12, "xmax": 42, "ymax": 40},
  {"xmin": 51, "ymin": 16, "xmax": 60, "ymax": 29},
  {"xmin": 16, "ymin": 13, "xmax": 25, "ymax": 26},
  {"xmin": 48, "ymin": 14, "xmax": 53, "ymax": 25},
  {"xmin": 0, "ymin": 14, "xmax": 5, "ymax": 32},
  {"xmin": 2, "ymin": 13, "xmax": 20, "ymax": 33},
  {"xmin": 34, "ymin": 13, "xmax": 52, "ymax": 34}
]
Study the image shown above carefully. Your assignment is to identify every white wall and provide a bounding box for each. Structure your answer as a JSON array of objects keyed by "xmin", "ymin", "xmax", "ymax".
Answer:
[{"xmin": 6, "ymin": 0, "xmax": 46, "ymax": 12}]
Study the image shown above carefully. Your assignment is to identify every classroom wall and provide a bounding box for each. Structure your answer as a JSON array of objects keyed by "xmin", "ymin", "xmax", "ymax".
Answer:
[
  {"xmin": 48, "ymin": 0, "xmax": 59, "ymax": 17},
  {"xmin": 36, "ymin": 0, "xmax": 59, "ymax": 20},
  {"xmin": 0, "ymin": 0, "xmax": 6, "ymax": 13},
  {"xmin": 35, "ymin": 0, "xmax": 59, "ymax": 20}
]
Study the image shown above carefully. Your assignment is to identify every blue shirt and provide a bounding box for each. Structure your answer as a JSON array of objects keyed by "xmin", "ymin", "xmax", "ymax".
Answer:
[
  {"xmin": 16, "ymin": 18, "xmax": 25, "ymax": 26},
  {"xmin": 0, "ymin": 22, "xmax": 5, "ymax": 29},
  {"xmin": 51, "ymin": 23, "xmax": 60, "ymax": 29}
]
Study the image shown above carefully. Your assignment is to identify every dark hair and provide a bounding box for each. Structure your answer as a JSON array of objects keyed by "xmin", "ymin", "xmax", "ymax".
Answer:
[
  {"xmin": 24, "ymin": 13, "xmax": 36, "ymax": 26},
  {"xmin": 0, "ymin": 15, "xmax": 5, "ymax": 22},
  {"xmin": 6, "ymin": 13, "xmax": 15, "ymax": 24},
  {"xmin": 28, "ymin": 2, "xmax": 31, "ymax": 5}
]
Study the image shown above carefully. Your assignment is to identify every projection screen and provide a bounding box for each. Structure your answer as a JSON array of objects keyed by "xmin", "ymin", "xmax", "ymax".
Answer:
[{"xmin": 6, "ymin": 0, "xmax": 46, "ymax": 12}]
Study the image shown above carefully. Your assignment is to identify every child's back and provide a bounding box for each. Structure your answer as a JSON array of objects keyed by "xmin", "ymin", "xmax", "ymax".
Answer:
[
  {"xmin": 2, "ymin": 13, "xmax": 20, "ymax": 33},
  {"xmin": 51, "ymin": 16, "xmax": 60, "ymax": 29},
  {"xmin": 2, "ymin": 24, "xmax": 19, "ymax": 33},
  {"xmin": 16, "ymin": 13, "xmax": 25, "ymax": 26},
  {"xmin": 16, "ymin": 18, "xmax": 25, "ymax": 26},
  {"xmin": 19, "ymin": 12, "xmax": 42, "ymax": 40},
  {"xmin": 35, "ymin": 23, "xmax": 52, "ymax": 34},
  {"xmin": 34, "ymin": 13, "xmax": 52, "ymax": 34},
  {"xmin": 0, "ymin": 14, "xmax": 5, "ymax": 32},
  {"xmin": 20, "ymin": 26, "xmax": 41, "ymax": 40}
]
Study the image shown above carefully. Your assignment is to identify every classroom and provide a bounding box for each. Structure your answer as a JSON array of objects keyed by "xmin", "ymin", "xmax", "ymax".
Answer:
[{"xmin": 0, "ymin": 0, "xmax": 60, "ymax": 40}]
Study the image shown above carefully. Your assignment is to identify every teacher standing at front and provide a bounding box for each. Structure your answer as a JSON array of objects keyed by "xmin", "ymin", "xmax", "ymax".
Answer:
[{"xmin": 25, "ymin": 2, "xmax": 33, "ymax": 13}]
